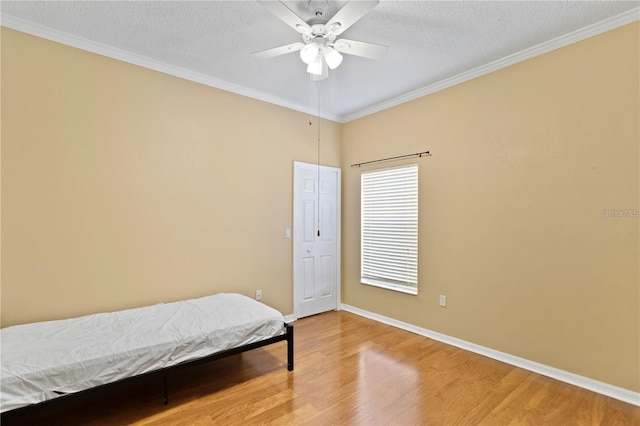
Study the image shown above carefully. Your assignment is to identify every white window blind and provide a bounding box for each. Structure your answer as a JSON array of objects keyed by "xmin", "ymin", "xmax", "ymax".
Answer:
[{"xmin": 361, "ymin": 164, "xmax": 418, "ymax": 295}]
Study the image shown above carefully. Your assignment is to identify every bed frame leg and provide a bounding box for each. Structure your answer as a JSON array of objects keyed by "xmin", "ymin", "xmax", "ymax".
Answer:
[
  {"xmin": 285, "ymin": 323, "xmax": 294, "ymax": 371},
  {"xmin": 163, "ymin": 375, "xmax": 169, "ymax": 405}
]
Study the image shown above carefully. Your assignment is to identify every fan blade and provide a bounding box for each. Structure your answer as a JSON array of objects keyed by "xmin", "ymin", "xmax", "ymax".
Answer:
[
  {"xmin": 252, "ymin": 42, "xmax": 304, "ymax": 59},
  {"xmin": 325, "ymin": 0, "xmax": 380, "ymax": 36},
  {"xmin": 257, "ymin": 1, "xmax": 313, "ymax": 35},
  {"xmin": 333, "ymin": 39, "xmax": 388, "ymax": 60}
]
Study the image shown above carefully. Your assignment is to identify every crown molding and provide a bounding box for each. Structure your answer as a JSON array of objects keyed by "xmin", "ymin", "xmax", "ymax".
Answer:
[
  {"xmin": 0, "ymin": 14, "xmax": 342, "ymax": 123},
  {"xmin": 340, "ymin": 6, "xmax": 640, "ymax": 123},
  {"xmin": 341, "ymin": 304, "xmax": 640, "ymax": 407},
  {"xmin": 2, "ymin": 7, "xmax": 638, "ymax": 124}
]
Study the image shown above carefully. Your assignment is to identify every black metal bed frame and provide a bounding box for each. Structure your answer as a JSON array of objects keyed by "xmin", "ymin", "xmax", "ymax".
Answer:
[{"xmin": 1, "ymin": 322, "xmax": 293, "ymax": 421}]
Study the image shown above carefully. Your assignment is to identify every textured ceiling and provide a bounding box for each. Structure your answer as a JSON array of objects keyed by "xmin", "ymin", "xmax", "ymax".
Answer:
[{"xmin": 2, "ymin": 1, "xmax": 639, "ymax": 122}]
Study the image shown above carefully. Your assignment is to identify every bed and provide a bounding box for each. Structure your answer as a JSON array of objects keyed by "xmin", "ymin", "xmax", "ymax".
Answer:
[{"xmin": 0, "ymin": 293, "xmax": 294, "ymax": 415}]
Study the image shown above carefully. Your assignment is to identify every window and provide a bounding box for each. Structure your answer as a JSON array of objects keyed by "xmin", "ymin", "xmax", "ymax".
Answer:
[{"xmin": 361, "ymin": 164, "xmax": 418, "ymax": 295}]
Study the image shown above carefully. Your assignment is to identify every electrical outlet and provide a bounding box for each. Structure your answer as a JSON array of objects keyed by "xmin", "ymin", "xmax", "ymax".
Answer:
[
  {"xmin": 255, "ymin": 290, "xmax": 262, "ymax": 301},
  {"xmin": 439, "ymin": 295, "xmax": 447, "ymax": 307}
]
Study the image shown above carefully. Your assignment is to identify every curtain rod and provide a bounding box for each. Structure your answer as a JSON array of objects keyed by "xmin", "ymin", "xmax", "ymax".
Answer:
[{"xmin": 350, "ymin": 151, "xmax": 431, "ymax": 168}]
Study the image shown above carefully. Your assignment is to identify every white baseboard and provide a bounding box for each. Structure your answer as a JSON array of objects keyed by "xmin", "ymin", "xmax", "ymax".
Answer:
[
  {"xmin": 283, "ymin": 314, "xmax": 296, "ymax": 323},
  {"xmin": 341, "ymin": 303, "xmax": 640, "ymax": 407}
]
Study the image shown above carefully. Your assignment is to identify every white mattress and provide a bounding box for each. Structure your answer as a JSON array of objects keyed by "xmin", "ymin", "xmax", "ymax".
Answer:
[{"xmin": 0, "ymin": 293, "xmax": 285, "ymax": 413}]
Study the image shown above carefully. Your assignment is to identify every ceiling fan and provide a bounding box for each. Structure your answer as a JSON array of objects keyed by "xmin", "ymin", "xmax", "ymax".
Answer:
[{"xmin": 253, "ymin": 0, "xmax": 388, "ymax": 80}]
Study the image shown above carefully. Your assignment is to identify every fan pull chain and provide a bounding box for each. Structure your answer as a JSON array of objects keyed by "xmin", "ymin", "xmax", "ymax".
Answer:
[{"xmin": 316, "ymin": 82, "xmax": 321, "ymax": 238}]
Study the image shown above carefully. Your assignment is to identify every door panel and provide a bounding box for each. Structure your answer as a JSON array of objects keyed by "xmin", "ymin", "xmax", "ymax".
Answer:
[
  {"xmin": 293, "ymin": 162, "xmax": 341, "ymax": 319},
  {"xmin": 302, "ymin": 257, "xmax": 315, "ymax": 300},
  {"xmin": 319, "ymin": 254, "xmax": 334, "ymax": 297},
  {"xmin": 303, "ymin": 200, "xmax": 315, "ymax": 242}
]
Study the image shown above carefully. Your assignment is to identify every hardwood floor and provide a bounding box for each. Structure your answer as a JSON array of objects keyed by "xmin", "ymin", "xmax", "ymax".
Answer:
[{"xmin": 4, "ymin": 310, "xmax": 639, "ymax": 425}]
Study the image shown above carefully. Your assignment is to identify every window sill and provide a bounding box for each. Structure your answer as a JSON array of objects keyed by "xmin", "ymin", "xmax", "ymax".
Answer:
[{"xmin": 361, "ymin": 279, "xmax": 418, "ymax": 295}]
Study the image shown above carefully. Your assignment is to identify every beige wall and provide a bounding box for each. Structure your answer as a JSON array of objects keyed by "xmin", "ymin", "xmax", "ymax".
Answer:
[
  {"xmin": 1, "ymin": 27, "xmax": 340, "ymax": 326},
  {"xmin": 342, "ymin": 22, "xmax": 639, "ymax": 392}
]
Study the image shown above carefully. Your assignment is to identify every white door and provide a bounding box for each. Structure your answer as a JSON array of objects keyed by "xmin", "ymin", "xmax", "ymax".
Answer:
[{"xmin": 293, "ymin": 161, "xmax": 341, "ymax": 319}]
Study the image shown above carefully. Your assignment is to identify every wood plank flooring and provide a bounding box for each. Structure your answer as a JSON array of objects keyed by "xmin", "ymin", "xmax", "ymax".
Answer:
[{"xmin": 4, "ymin": 310, "xmax": 639, "ymax": 425}]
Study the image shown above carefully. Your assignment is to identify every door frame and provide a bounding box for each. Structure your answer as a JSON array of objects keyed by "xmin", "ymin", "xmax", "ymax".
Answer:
[{"xmin": 292, "ymin": 161, "xmax": 341, "ymax": 320}]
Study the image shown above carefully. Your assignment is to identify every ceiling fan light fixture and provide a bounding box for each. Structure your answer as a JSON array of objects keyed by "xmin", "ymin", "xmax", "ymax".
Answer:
[
  {"xmin": 255, "ymin": 0, "xmax": 385, "ymax": 80},
  {"xmin": 300, "ymin": 42, "xmax": 320, "ymax": 65},
  {"xmin": 310, "ymin": 59, "xmax": 329, "ymax": 80},
  {"xmin": 307, "ymin": 53, "xmax": 324, "ymax": 75},
  {"xmin": 322, "ymin": 46, "xmax": 343, "ymax": 69}
]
